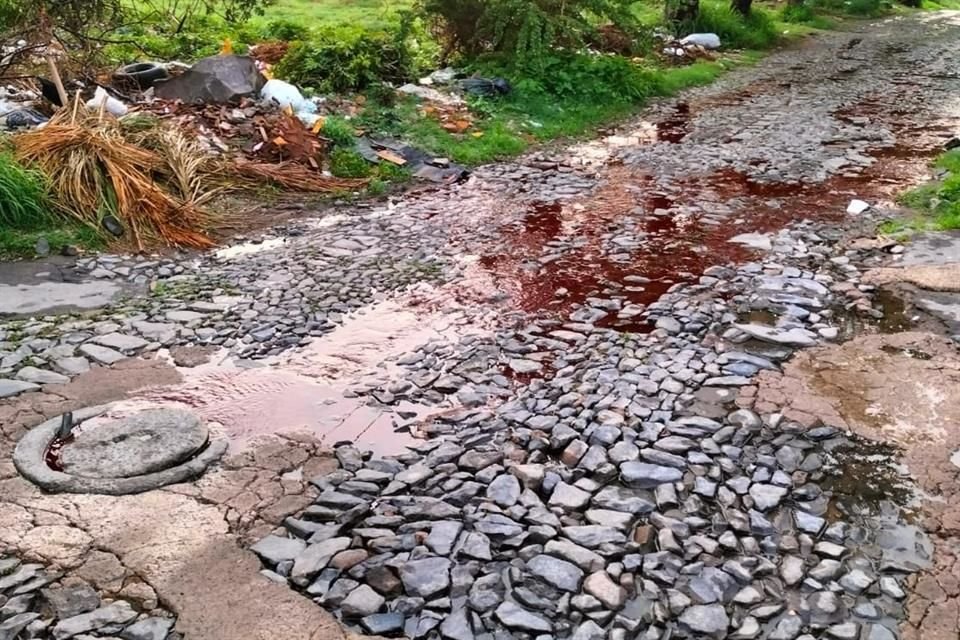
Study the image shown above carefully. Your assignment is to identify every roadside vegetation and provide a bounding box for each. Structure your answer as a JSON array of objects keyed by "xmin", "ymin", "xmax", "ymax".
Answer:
[
  {"xmin": 880, "ymin": 149, "xmax": 960, "ymax": 235},
  {"xmin": 0, "ymin": 0, "xmax": 944, "ymax": 258}
]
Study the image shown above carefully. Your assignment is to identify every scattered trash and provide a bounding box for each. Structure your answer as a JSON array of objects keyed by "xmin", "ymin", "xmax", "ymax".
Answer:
[
  {"xmin": 154, "ymin": 54, "xmax": 266, "ymax": 104},
  {"xmin": 113, "ymin": 62, "xmax": 169, "ymax": 90},
  {"xmin": 86, "ymin": 86, "xmax": 128, "ymax": 117},
  {"xmin": 35, "ymin": 236, "xmax": 50, "ymax": 257},
  {"xmin": 260, "ymin": 78, "xmax": 318, "ymax": 126},
  {"xmin": 398, "ymin": 83, "xmax": 464, "ymax": 106},
  {"xmin": 680, "ymin": 33, "xmax": 722, "ymax": 50},
  {"xmin": 419, "ymin": 67, "xmax": 458, "ymax": 86},
  {"xmin": 356, "ymin": 136, "xmax": 469, "ymax": 184},
  {"xmin": 847, "ymin": 199, "xmax": 871, "ymax": 214},
  {"xmin": 2, "ymin": 108, "xmax": 48, "ymax": 130},
  {"xmin": 250, "ymin": 42, "xmax": 290, "ymax": 66},
  {"xmin": 459, "ymin": 77, "xmax": 512, "ymax": 98}
]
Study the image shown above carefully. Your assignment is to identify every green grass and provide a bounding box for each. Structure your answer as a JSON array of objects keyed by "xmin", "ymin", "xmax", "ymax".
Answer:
[
  {"xmin": 355, "ymin": 52, "xmax": 756, "ymax": 166},
  {"xmin": 881, "ymin": 149, "xmax": 960, "ymax": 234},
  {"xmin": 0, "ymin": 225, "xmax": 105, "ymax": 260},
  {"xmin": 252, "ymin": 0, "xmax": 412, "ymax": 30}
]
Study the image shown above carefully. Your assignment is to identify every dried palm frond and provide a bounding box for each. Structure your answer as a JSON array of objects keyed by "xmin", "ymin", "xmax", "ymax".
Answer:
[
  {"xmin": 13, "ymin": 98, "xmax": 215, "ymax": 250},
  {"xmin": 232, "ymin": 161, "xmax": 368, "ymax": 193}
]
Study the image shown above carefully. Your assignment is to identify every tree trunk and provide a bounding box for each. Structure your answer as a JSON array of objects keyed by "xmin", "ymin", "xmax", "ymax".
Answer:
[
  {"xmin": 664, "ymin": 0, "xmax": 700, "ymax": 32},
  {"xmin": 730, "ymin": 0, "xmax": 752, "ymax": 15}
]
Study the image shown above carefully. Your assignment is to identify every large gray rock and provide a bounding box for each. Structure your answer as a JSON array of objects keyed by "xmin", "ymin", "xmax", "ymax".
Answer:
[
  {"xmin": 494, "ymin": 602, "xmax": 552, "ymax": 632},
  {"xmin": 340, "ymin": 584, "xmax": 385, "ymax": 617},
  {"xmin": 52, "ymin": 602, "xmax": 137, "ymax": 639},
  {"xmin": 120, "ymin": 616, "xmax": 176, "ymax": 640},
  {"xmin": 15, "ymin": 366, "xmax": 69, "ymax": 385},
  {"xmin": 0, "ymin": 379, "xmax": 39, "ymax": 399},
  {"xmin": 41, "ymin": 585, "xmax": 100, "ymax": 619},
  {"xmin": 527, "ymin": 554, "xmax": 584, "ymax": 592},
  {"xmin": 250, "ymin": 535, "xmax": 306, "ymax": 565},
  {"xmin": 400, "ymin": 557, "xmax": 451, "ymax": 598},
  {"xmin": 620, "ymin": 462, "xmax": 683, "ymax": 488},
  {"xmin": 291, "ymin": 537, "xmax": 351, "ymax": 585},
  {"xmin": 487, "ymin": 474, "xmax": 521, "ymax": 507},
  {"xmin": 678, "ymin": 604, "xmax": 729, "ymax": 639},
  {"xmin": 155, "ymin": 55, "xmax": 265, "ymax": 104}
]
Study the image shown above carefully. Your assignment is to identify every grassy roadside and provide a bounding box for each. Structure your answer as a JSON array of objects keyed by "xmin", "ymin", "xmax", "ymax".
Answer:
[{"xmin": 880, "ymin": 149, "xmax": 960, "ymax": 236}]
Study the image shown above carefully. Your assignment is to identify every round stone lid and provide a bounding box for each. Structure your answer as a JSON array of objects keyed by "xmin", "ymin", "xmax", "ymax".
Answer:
[{"xmin": 60, "ymin": 408, "xmax": 208, "ymax": 479}]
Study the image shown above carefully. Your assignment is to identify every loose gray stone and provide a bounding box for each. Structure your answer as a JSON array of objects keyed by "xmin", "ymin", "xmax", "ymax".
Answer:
[
  {"xmin": 678, "ymin": 604, "xmax": 729, "ymax": 639},
  {"xmin": 527, "ymin": 554, "xmax": 584, "ymax": 592},
  {"xmin": 487, "ymin": 474, "xmax": 522, "ymax": 507},
  {"xmin": 341, "ymin": 584, "xmax": 386, "ymax": 617},
  {"xmin": 400, "ymin": 557, "xmax": 452, "ymax": 598},
  {"xmin": 14, "ymin": 367, "xmax": 69, "ymax": 385},
  {"xmin": 52, "ymin": 602, "xmax": 137, "ymax": 640},
  {"xmin": 119, "ymin": 617, "xmax": 176, "ymax": 640},
  {"xmin": 250, "ymin": 535, "xmax": 306, "ymax": 565},
  {"xmin": 620, "ymin": 462, "xmax": 683, "ymax": 488},
  {"xmin": 0, "ymin": 379, "xmax": 39, "ymax": 399},
  {"xmin": 495, "ymin": 602, "xmax": 552, "ymax": 632}
]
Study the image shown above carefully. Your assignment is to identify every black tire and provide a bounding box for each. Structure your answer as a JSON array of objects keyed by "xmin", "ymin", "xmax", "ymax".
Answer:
[{"xmin": 113, "ymin": 63, "xmax": 169, "ymax": 90}]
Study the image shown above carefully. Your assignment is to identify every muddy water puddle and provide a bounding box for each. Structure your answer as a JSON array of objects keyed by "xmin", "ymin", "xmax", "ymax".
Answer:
[
  {"xmin": 126, "ymin": 296, "xmax": 492, "ymax": 456},
  {"xmin": 832, "ymin": 288, "xmax": 916, "ymax": 340}
]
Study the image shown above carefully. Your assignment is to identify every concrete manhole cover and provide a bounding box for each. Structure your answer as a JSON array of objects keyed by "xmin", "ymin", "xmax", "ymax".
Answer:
[
  {"xmin": 61, "ymin": 409, "xmax": 207, "ymax": 479},
  {"xmin": 13, "ymin": 404, "xmax": 227, "ymax": 495}
]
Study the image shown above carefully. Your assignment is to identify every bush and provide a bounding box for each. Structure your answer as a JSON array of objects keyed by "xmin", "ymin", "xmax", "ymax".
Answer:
[
  {"xmin": 691, "ymin": 3, "xmax": 779, "ymax": 49},
  {"xmin": 780, "ymin": 3, "xmax": 816, "ymax": 21},
  {"xmin": 275, "ymin": 25, "xmax": 416, "ymax": 93},
  {"xmin": 260, "ymin": 18, "xmax": 311, "ymax": 41},
  {"xmin": 420, "ymin": 0, "xmax": 638, "ymax": 66},
  {"xmin": 0, "ymin": 154, "xmax": 52, "ymax": 230},
  {"xmin": 321, "ymin": 116, "xmax": 358, "ymax": 148},
  {"xmin": 330, "ymin": 148, "xmax": 372, "ymax": 178},
  {"xmin": 503, "ymin": 52, "xmax": 660, "ymax": 102}
]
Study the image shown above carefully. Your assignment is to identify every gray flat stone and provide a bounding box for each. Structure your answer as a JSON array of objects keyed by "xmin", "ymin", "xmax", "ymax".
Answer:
[
  {"xmin": 400, "ymin": 557, "xmax": 451, "ymax": 598},
  {"xmin": 620, "ymin": 462, "xmax": 683, "ymax": 488},
  {"xmin": 93, "ymin": 332, "xmax": 149, "ymax": 352},
  {"xmin": 61, "ymin": 408, "xmax": 208, "ymax": 479},
  {"xmin": 52, "ymin": 601, "xmax": 137, "ymax": 640},
  {"xmin": 527, "ymin": 554, "xmax": 584, "ymax": 592},
  {"xmin": 15, "ymin": 366, "xmax": 69, "ymax": 385},
  {"xmin": 250, "ymin": 535, "xmax": 306, "ymax": 565},
  {"xmin": 119, "ymin": 616, "xmax": 176, "ymax": 640},
  {"xmin": 679, "ymin": 604, "xmax": 729, "ymax": 639},
  {"xmin": 495, "ymin": 602, "xmax": 552, "ymax": 632},
  {"xmin": 78, "ymin": 343, "xmax": 125, "ymax": 365},
  {"xmin": 0, "ymin": 379, "xmax": 39, "ymax": 398}
]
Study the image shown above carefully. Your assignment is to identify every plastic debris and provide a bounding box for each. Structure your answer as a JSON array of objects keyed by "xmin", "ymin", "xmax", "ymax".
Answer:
[
  {"xmin": 459, "ymin": 78, "xmax": 512, "ymax": 98},
  {"xmin": 680, "ymin": 33, "xmax": 722, "ymax": 49},
  {"xmin": 85, "ymin": 86, "xmax": 128, "ymax": 117},
  {"xmin": 846, "ymin": 199, "xmax": 871, "ymax": 215}
]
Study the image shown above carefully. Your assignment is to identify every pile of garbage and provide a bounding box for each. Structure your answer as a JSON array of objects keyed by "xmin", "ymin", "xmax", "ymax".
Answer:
[{"xmin": 660, "ymin": 32, "xmax": 722, "ymax": 60}]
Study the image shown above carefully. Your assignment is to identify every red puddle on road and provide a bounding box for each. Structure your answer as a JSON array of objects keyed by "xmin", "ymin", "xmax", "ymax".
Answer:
[
  {"xmin": 478, "ymin": 94, "xmax": 951, "ymax": 328},
  {"xmin": 656, "ymin": 102, "xmax": 692, "ymax": 143}
]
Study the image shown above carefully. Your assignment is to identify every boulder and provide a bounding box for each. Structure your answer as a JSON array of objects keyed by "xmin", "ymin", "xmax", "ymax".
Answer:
[{"xmin": 155, "ymin": 55, "xmax": 265, "ymax": 104}]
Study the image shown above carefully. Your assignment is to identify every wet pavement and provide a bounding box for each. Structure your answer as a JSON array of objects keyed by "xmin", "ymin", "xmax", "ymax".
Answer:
[{"xmin": 1, "ymin": 11, "xmax": 960, "ymax": 640}]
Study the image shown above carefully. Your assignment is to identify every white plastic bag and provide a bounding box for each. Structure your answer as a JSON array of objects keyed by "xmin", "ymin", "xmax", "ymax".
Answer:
[
  {"xmin": 85, "ymin": 86, "xmax": 128, "ymax": 117},
  {"xmin": 680, "ymin": 33, "xmax": 722, "ymax": 49},
  {"xmin": 261, "ymin": 79, "xmax": 307, "ymax": 110}
]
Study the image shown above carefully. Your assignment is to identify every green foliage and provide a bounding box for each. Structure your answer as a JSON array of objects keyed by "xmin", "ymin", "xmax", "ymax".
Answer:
[
  {"xmin": 321, "ymin": 116, "xmax": 359, "ymax": 148},
  {"xmin": 275, "ymin": 25, "xmax": 416, "ymax": 92},
  {"xmin": 330, "ymin": 148, "xmax": 373, "ymax": 178},
  {"xmin": 0, "ymin": 226, "xmax": 104, "ymax": 260},
  {"xmin": 691, "ymin": 3, "xmax": 779, "ymax": 49},
  {"xmin": 497, "ymin": 52, "xmax": 661, "ymax": 102},
  {"xmin": 260, "ymin": 18, "xmax": 311, "ymax": 40},
  {"xmin": 891, "ymin": 150, "xmax": 960, "ymax": 232},
  {"xmin": 810, "ymin": 0, "xmax": 888, "ymax": 15},
  {"xmin": 778, "ymin": 4, "xmax": 837, "ymax": 28},
  {"xmin": 0, "ymin": 154, "xmax": 53, "ymax": 231},
  {"xmin": 419, "ymin": 0, "xmax": 638, "ymax": 65}
]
